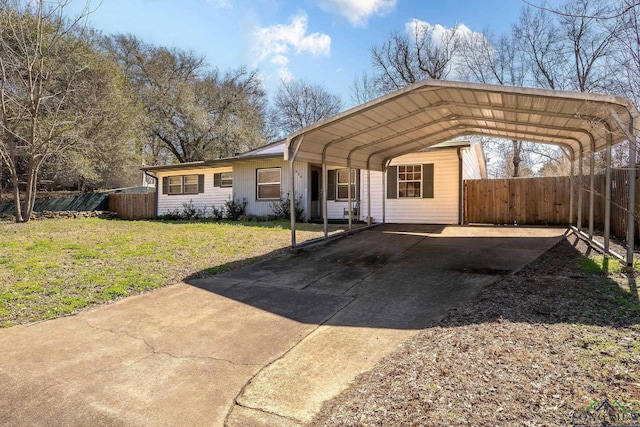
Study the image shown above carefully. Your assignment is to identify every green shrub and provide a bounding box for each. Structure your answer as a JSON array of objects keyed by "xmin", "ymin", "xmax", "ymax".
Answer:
[
  {"xmin": 270, "ymin": 193, "xmax": 305, "ymax": 222},
  {"xmin": 225, "ymin": 198, "xmax": 247, "ymax": 220}
]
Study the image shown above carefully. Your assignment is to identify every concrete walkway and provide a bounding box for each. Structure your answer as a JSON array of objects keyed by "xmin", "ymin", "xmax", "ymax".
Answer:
[{"xmin": 0, "ymin": 225, "xmax": 565, "ymax": 426}]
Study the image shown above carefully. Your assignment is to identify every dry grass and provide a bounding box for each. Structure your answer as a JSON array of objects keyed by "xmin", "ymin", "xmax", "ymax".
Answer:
[
  {"xmin": 0, "ymin": 218, "xmax": 340, "ymax": 327},
  {"xmin": 311, "ymin": 234, "xmax": 640, "ymax": 426}
]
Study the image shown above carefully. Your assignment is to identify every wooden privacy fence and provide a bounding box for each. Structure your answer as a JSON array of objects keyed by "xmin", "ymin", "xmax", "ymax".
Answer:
[
  {"xmin": 464, "ymin": 170, "xmax": 640, "ymax": 238},
  {"xmin": 108, "ymin": 193, "xmax": 156, "ymax": 220}
]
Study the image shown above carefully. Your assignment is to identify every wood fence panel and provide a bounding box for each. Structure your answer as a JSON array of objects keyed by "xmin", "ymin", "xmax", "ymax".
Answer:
[
  {"xmin": 465, "ymin": 170, "xmax": 640, "ymax": 239},
  {"xmin": 108, "ymin": 193, "xmax": 156, "ymax": 220}
]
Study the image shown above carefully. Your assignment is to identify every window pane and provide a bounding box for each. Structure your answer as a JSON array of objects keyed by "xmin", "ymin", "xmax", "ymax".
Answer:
[
  {"xmin": 221, "ymin": 172, "xmax": 233, "ymax": 187},
  {"xmin": 183, "ymin": 175, "xmax": 198, "ymax": 193},
  {"xmin": 258, "ymin": 183, "xmax": 280, "ymax": 199},
  {"xmin": 168, "ymin": 176, "xmax": 182, "ymax": 194},
  {"xmin": 258, "ymin": 169, "xmax": 280, "ymax": 184},
  {"xmin": 337, "ymin": 169, "xmax": 348, "ymax": 184}
]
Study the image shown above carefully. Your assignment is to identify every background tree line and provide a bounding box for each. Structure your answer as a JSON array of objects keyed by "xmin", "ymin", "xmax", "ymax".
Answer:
[
  {"xmin": 2, "ymin": 0, "xmax": 640, "ymax": 222},
  {"xmin": 0, "ymin": 0, "xmax": 342, "ymax": 221}
]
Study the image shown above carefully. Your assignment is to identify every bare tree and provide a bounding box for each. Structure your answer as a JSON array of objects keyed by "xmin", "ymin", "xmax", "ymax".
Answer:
[
  {"xmin": 370, "ymin": 21, "xmax": 461, "ymax": 93},
  {"xmin": 513, "ymin": 6, "xmax": 567, "ymax": 89},
  {"xmin": 271, "ymin": 79, "xmax": 342, "ymax": 136},
  {"xmin": 349, "ymin": 71, "xmax": 381, "ymax": 106},
  {"xmin": 0, "ymin": 0, "xmax": 117, "ymax": 222}
]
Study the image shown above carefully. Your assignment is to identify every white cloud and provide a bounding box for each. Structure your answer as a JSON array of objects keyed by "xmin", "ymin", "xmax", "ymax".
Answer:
[
  {"xmin": 252, "ymin": 13, "xmax": 331, "ymax": 80},
  {"xmin": 317, "ymin": 0, "xmax": 397, "ymax": 27},
  {"xmin": 206, "ymin": 0, "xmax": 232, "ymax": 9}
]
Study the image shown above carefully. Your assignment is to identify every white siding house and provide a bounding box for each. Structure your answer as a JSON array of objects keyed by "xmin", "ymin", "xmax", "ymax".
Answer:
[
  {"xmin": 142, "ymin": 139, "xmax": 485, "ymax": 223},
  {"xmin": 156, "ymin": 166, "xmax": 233, "ymax": 215}
]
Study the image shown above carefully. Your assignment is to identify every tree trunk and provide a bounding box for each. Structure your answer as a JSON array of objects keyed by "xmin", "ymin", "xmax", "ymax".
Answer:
[
  {"xmin": 22, "ymin": 158, "xmax": 39, "ymax": 222},
  {"xmin": 512, "ymin": 139, "xmax": 521, "ymax": 178},
  {"xmin": 10, "ymin": 168, "xmax": 23, "ymax": 222}
]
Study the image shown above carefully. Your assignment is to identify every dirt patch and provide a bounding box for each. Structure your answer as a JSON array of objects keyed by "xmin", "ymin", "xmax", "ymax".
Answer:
[{"xmin": 310, "ymin": 233, "xmax": 640, "ymax": 426}]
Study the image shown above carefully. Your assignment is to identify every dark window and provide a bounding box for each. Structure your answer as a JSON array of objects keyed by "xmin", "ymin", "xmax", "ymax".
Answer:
[{"xmin": 257, "ymin": 168, "xmax": 281, "ymax": 200}]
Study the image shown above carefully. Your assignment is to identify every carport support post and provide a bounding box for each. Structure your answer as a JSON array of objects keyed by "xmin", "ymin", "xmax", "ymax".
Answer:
[
  {"xmin": 382, "ymin": 162, "xmax": 387, "ymax": 224},
  {"xmin": 322, "ymin": 160, "xmax": 328, "ymax": 239},
  {"xmin": 290, "ymin": 159, "xmax": 297, "ymax": 247},
  {"xmin": 367, "ymin": 167, "xmax": 371, "ymax": 226},
  {"xmin": 569, "ymin": 154, "xmax": 574, "ymax": 226},
  {"xmin": 604, "ymin": 139, "xmax": 612, "ymax": 252},
  {"xmin": 347, "ymin": 160, "xmax": 353, "ymax": 232},
  {"xmin": 578, "ymin": 147, "xmax": 584, "ymax": 230},
  {"xmin": 288, "ymin": 135, "xmax": 303, "ymax": 248},
  {"xmin": 628, "ymin": 135, "xmax": 637, "ymax": 266},
  {"xmin": 589, "ymin": 145, "xmax": 595, "ymax": 240}
]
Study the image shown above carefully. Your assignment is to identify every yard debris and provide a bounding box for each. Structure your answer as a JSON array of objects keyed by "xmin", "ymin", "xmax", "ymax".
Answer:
[{"xmin": 311, "ymin": 235, "xmax": 640, "ymax": 426}]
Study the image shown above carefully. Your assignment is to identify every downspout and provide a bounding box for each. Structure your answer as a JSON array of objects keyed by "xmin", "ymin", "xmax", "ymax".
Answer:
[
  {"xmin": 144, "ymin": 170, "xmax": 159, "ymax": 217},
  {"xmin": 457, "ymin": 147, "xmax": 463, "ymax": 225}
]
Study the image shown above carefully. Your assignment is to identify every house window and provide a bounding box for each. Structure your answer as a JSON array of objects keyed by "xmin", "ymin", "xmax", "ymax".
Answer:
[
  {"xmin": 398, "ymin": 165, "xmax": 421, "ymax": 198},
  {"xmin": 163, "ymin": 174, "xmax": 204, "ymax": 195},
  {"xmin": 183, "ymin": 175, "xmax": 199, "ymax": 194},
  {"xmin": 220, "ymin": 172, "xmax": 233, "ymax": 188},
  {"xmin": 257, "ymin": 168, "xmax": 281, "ymax": 200},
  {"xmin": 168, "ymin": 176, "xmax": 183, "ymax": 195},
  {"xmin": 336, "ymin": 169, "xmax": 357, "ymax": 200}
]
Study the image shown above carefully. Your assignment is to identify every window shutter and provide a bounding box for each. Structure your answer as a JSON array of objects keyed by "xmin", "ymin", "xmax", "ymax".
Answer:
[
  {"xmin": 422, "ymin": 164, "xmax": 434, "ymax": 198},
  {"xmin": 162, "ymin": 177, "xmax": 169, "ymax": 194},
  {"xmin": 198, "ymin": 174, "xmax": 205, "ymax": 193},
  {"xmin": 387, "ymin": 166, "xmax": 397, "ymax": 199},
  {"xmin": 327, "ymin": 170, "xmax": 336, "ymax": 200},
  {"xmin": 355, "ymin": 169, "xmax": 361, "ymax": 200},
  {"xmin": 213, "ymin": 173, "xmax": 221, "ymax": 187}
]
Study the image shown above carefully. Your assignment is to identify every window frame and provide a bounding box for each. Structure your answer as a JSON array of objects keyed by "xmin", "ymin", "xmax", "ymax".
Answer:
[
  {"xmin": 220, "ymin": 172, "xmax": 233, "ymax": 188},
  {"xmin": 336, "ymin": 168, "xmax": 357, "ymax": 201},
  {"xmin": 256, "ymin": 167, "xmax": 281, "ymax": 200},
  {"xmin": 397, "ymin": 164, "xmax": 422, "ymax": 198}
]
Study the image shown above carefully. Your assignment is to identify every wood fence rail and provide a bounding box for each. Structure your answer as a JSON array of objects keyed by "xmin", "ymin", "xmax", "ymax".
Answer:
[
  {"xmin": 108, "ymin": 193, "xmax": 156, "ymax": 220},
  {"xmin": 464, "ymin": 170, "xmax": 640, "ymax": 239}
]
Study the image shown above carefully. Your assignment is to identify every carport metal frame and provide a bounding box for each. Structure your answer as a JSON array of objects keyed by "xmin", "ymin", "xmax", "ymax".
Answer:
[{"xmin": 284, "ymin": 80, "xmax": 640, "ymax": 266}]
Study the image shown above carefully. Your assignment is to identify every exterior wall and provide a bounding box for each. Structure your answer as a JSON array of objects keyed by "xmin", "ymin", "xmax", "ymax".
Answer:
[
  {"xmin": 156, "ymin": 167, "xmax": 233, "ymax": 215},
  {"xmin": 360, "ymin": 149, "xmax": 460, "ymax": 224},
  {"xmin": 232, "ymin": 159, "xmax": 309, "ymax": 218},
  {"xmin": 461, "ymin": 144, "xmax": 485, "ymax": 179}
]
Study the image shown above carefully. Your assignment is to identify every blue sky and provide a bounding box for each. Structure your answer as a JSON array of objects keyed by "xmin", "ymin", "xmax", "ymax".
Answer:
[{"xmin": 65, "ymin": 0, "xmax": 535, "ymax": 107}]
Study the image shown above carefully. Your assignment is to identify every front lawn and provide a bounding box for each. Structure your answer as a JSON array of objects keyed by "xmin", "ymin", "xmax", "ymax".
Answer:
[{"xmin": 0, "ymin": 218, "xmax": 339, "ymax": 327}]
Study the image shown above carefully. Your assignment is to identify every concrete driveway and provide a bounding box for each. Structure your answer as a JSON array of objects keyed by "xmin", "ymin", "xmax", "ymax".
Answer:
[{"xmin": 0, "ymin": 224, "xmax": 565, "ymax": 426}]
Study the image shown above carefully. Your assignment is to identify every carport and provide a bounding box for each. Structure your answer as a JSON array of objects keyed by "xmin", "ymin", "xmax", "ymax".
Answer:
[{"xmin": 284, "ymin": 80, "xmax": 640, "ymax": 265}]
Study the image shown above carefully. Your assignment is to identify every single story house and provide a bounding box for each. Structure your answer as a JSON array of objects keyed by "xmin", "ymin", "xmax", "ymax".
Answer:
[{"xmin": 141, "ymin": 138, "xmax": 486, "ymax": 224}]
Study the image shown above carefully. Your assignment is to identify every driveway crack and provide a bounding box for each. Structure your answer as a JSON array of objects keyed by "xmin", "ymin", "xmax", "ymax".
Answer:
[{"xmin": 80, "ymin": 319, "xmax": 261, "ymax": 367}]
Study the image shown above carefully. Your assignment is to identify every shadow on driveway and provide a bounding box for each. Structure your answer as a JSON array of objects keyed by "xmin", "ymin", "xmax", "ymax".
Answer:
[{"xmin": 189, "ymin": 224, "xmax": 567, "ymax": 330}]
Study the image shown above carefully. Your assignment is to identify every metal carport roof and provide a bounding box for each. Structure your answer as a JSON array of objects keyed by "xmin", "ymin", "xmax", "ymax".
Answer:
[
  {"xmin": 283, "ymin": 80, "xmax": 640, "ymax": 265},
  {"xmin": 284, "ymin": 80, "xmax": 640, "ymax": 171}
]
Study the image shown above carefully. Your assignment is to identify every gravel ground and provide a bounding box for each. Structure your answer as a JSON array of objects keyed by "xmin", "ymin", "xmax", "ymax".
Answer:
[{"xmin": 311, "ymin": 233, "xmax": 640, "ymax": 426}]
